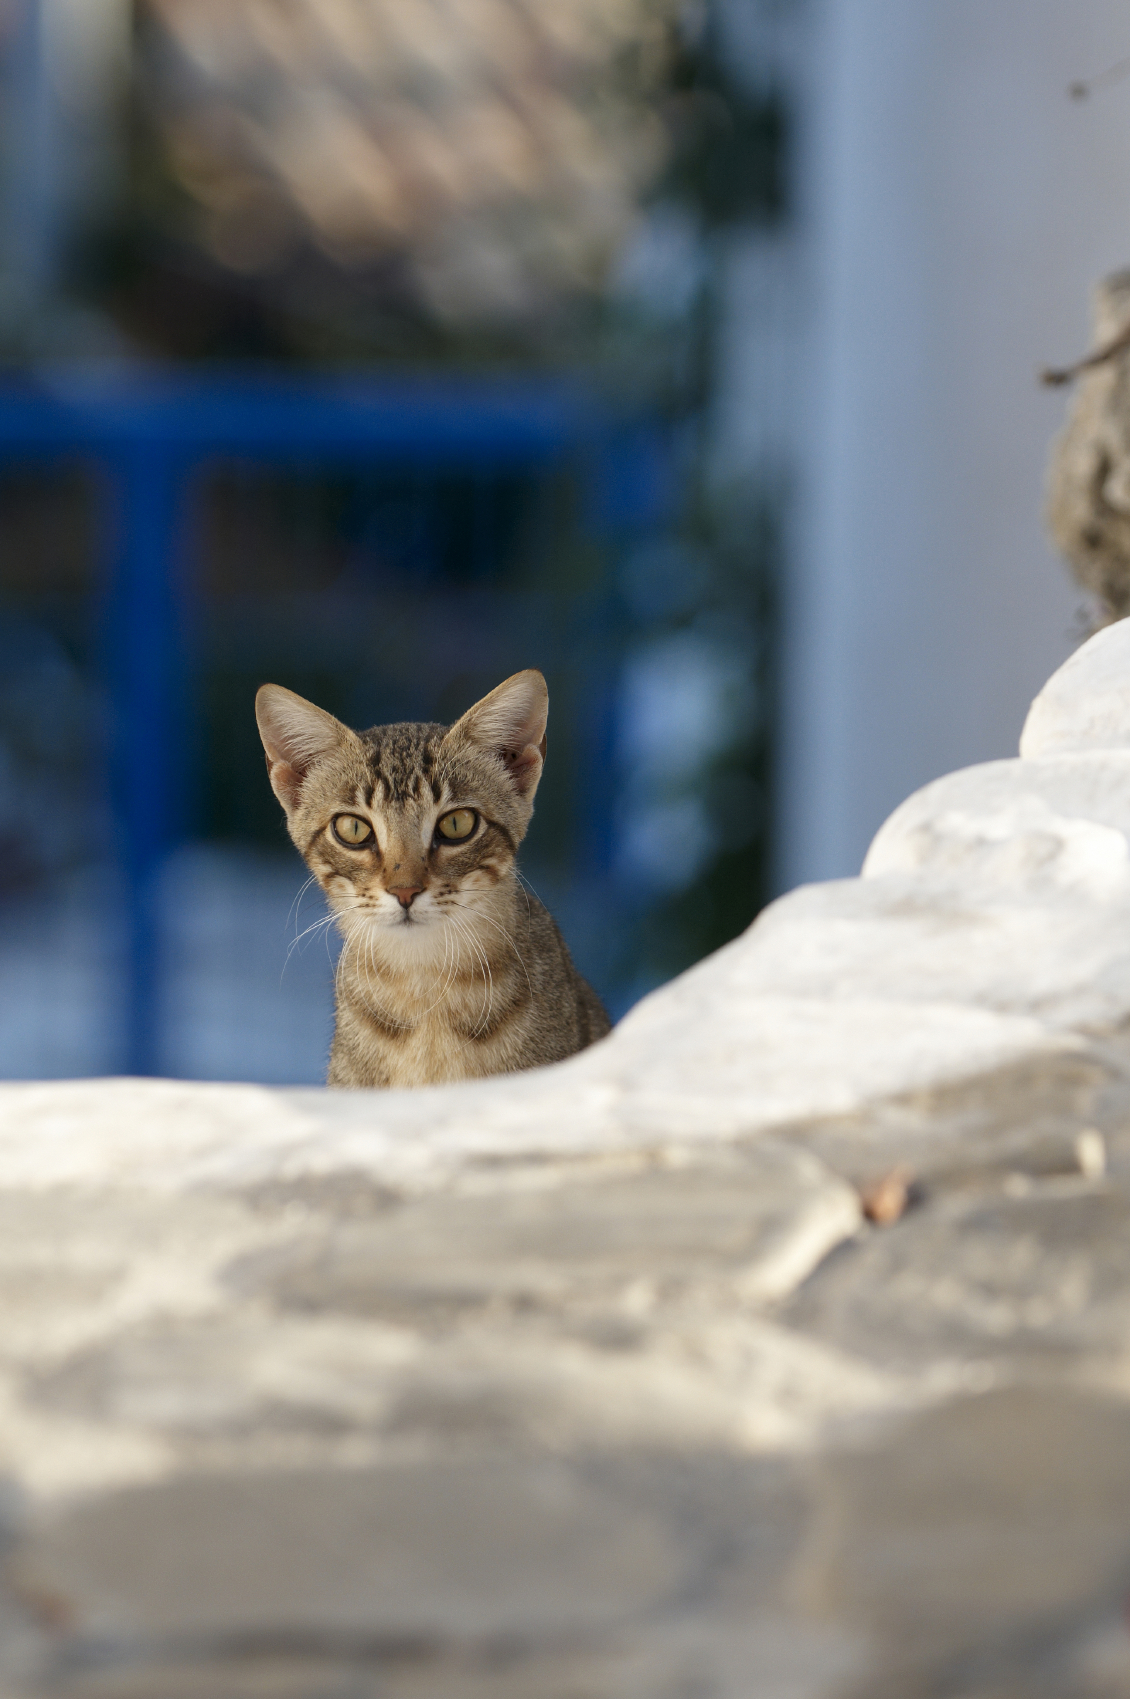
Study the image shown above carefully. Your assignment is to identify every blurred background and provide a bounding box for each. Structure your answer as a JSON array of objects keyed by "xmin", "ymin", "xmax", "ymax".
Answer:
[{"xmin": 0, "ymin": 0, "xmax": 1127, "ymax": 1083}]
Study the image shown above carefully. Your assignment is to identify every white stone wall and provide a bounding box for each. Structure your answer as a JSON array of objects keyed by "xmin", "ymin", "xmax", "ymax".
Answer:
[{"xmin": 3, "ymin": 627, "xmax": 1130, "ymax": 1691}]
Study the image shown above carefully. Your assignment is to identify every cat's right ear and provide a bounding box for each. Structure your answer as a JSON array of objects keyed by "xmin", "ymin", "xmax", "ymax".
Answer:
[{"xmin": 255, "ymin": 685, "xmax": 350, "ymax": 814}]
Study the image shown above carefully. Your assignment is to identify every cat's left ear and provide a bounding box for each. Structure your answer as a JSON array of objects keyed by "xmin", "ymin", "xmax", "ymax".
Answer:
[{"xmin": 449, "ymin": 669, "xmax": 548, "ymax": 798}]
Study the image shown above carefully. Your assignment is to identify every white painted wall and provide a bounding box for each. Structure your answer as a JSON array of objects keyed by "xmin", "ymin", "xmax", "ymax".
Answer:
[
  {"xmin": 759, "ymin": 0, "xmax": 1130, "ymax": 887},
  {"xmin": 0, "ymin": 0, "xmax": 128, "ymax": 320}
]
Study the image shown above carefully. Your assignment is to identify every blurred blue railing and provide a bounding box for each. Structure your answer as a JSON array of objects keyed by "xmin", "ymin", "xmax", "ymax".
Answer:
[{"xmin": 0, "ymin": 368, "xmax": 668, "ymax": 1074}]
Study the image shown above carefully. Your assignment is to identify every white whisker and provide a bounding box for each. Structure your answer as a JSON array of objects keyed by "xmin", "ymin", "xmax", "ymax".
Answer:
[
  {"xmin": 287, "ymin": 872, "xmax": 319, "ymax": 933},
  {"xmin": 447, "ymin": 909, "xmax": 493, "ymax": 1036},
  {"xmin": 286, "ymin": 912, "xmax": 335, "ymax": 955},
  {"xmin": 420, "ymin": 921, "xmax": 459, "ymax": 1015},
  {"xmin": 443, "ymin": 900, "xmax": 532, "ymax": 994}
]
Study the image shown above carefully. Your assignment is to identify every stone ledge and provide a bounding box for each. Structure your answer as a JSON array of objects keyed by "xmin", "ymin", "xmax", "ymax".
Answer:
[{"xmin": 5, "ymin": 624, "xmax": 1130, "ymax": 1694}]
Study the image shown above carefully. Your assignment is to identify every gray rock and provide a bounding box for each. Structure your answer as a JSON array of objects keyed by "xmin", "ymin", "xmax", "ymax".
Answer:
[
  {"xmin": 801, "ymin": 1386, "xmax": 1130, "ymax": 1696},
  {"xmin": 782, "ymin": 1176, "xmax": 1130, "ymax": 1374},
  {"xmin": 7, "ymin": 1452, "xmax": 828, "ymax": 1699},
  {"xmin": 229, "ymin": 1142, "xmax": 860, "ymax": 1320},
  {"xmin": 786, "ymin": 1041, "xmax": 1130, "ymax": 1192}
]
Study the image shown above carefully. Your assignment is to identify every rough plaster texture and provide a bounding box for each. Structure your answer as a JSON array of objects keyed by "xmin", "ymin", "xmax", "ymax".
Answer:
[{"xmin": 7, "ymin": 625, "xmax": 1130, "ymax": 1693}]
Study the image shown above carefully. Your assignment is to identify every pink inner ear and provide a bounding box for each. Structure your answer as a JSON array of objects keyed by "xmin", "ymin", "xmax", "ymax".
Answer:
[
  {"xmin": 501, "ymin": 742, "xmax": 542, "ymax": 795},
  {"xmin": 270, "ymin": 760, "xmax": 303, "ymax": 811}
]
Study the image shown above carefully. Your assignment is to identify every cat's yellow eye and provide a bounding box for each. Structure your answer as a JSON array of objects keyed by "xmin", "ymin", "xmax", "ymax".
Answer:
[
  {"xmin": 332, "ymin": 814, "xmax": 374, "ymax": 847},
  {"xmin": 437, "ymin": 809, "xmax": 477, "ymax": 842}
]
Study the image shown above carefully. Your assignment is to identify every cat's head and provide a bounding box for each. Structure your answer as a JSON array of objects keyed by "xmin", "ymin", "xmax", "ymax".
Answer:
[{"xmin": 254, "ymin": 670, "xmax": 548, "ymax": 945}]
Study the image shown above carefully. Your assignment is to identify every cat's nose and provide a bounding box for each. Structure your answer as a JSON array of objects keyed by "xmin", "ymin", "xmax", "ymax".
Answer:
[{"xmin": 389, "ymin": 885, "xmax": 424, "ymax": 908}]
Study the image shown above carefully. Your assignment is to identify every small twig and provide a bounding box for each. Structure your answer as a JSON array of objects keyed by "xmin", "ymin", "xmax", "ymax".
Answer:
[
  {"xmin": 1041, "ymin": 314, "xmax": 1130, "ymax": 387},
  {"xmin": 1069, "ymin": 53, "xmax": 1130, "ymax": 101}
]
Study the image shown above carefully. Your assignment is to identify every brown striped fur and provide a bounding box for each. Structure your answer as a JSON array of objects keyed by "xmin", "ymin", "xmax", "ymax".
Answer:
[{"xmin": 255, "ymin": 669, "xmax": 610, "ymax": 1087}]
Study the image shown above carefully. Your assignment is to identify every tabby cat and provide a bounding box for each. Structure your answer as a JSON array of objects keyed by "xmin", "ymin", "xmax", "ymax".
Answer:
[{"xmin": 255, "ymin": 669, "xmax": 611, "ymax": 1087}]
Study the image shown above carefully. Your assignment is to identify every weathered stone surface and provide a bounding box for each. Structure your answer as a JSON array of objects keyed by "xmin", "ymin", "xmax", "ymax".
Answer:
[
  {"xmin": 786, "ymin": 1043, "xmax": 1130, "ymax": 1191},
  {"xmin": 1022, "ymin": 619, "xmax": 1130, "ymax": 757},
  {"xmin": 783, "ymin": 1173, "xmax": 1130, "ymax": 1373},
  {"xmin": 802, "ymin": 1386, "xmax": 1130, "ymax": 1696},
  {"xmin": 864, "ymin": 748, "xmax": 1130, "ymax": 887},
  {"xmin": 8, "ymin": 622, "xmax": 1130, "ymax": 1692}
]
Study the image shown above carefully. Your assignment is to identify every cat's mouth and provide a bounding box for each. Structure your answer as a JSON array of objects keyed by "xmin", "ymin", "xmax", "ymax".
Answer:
[{"xmin": 392, "ymin": 904, "xmax": 430, "ymax": 928}]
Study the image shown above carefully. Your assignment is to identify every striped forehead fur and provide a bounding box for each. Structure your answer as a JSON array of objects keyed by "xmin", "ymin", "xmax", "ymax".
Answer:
[{"xmin": 359, "ymin": 722, "xmax": 448, "ymax": 803}]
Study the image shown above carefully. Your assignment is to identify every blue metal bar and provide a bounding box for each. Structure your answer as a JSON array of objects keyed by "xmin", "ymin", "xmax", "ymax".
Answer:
[{"xmin": 0, "ymin": 370, "xmax": 604, "ymax": 462}]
